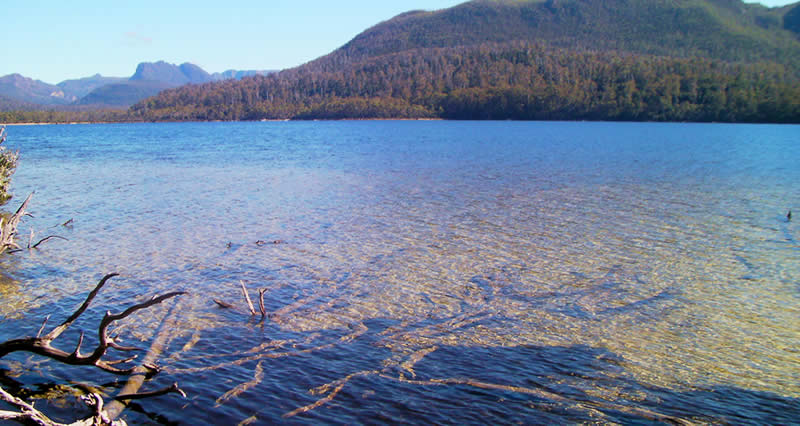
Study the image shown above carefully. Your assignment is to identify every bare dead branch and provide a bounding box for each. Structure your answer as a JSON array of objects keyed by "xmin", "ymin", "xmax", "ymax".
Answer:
[
  {"xmin": 258, "ymin": 289, "xmax": 267, "ymax": 319},
  {"xmin": 1, "ymin": 383, "xmax": 131, "ymax": 426},
  {"xmin": 283, "ymin": 370, "xmax": 378, "ymax": 418},
  {"xmin": 36, "ymin": 316, "xmax": 51, "ymax": 338},
  {"xmin": 0, "ymin": 274, "xmax": 185, "ymax": 376},
  {"xmin": 1, "ymin": 193, "xmax": 33, "ymax": 253},
  {"xmin": 115, "ymin": 382, "xmax": 186, "ymax": 401},
  {"xmin": 0, "ymin": 384, "xmax": 56, "ymax": 425},
  {"xmin": 213, "ymin": 299, "xmax": 237, "ymax": 309},
  {"xmin": 31, "ymin": 235, "xmax": 68, "ymax": 249},
  {"xmin": 88, "ymin": 291, "xmax": 186, "ymax": 363},
  {"xmin": 104, "ymin": 355, "xmax": 138, "ymax": 366},
  {"xmin": 45, "ymin": 273, "xmax": 119, "ymax": 341},
  {"xmin": 215, "ymin": 361, "xmax": 264, "ymax": 407},
  {"xmin": 240, "ymin": 281, "xmax": 256, "ymax": 315},
  {"xmin": 107, "ymin": 341, "xmax": 139, "ymax": 352},
  {"xmin": 104, "ymin": 303, "xmax": 183, "ymax": 420}
]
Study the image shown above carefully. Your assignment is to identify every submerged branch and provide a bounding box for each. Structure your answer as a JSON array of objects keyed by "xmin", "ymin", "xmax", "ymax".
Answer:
[
  {"xmin": 240, "ymin": 281, "xmax": 256, "ymax": 315},
  {"xmin": 115, "ymin": 383, "xmax": 186, "ymax": 401},
  {"xmin": 31, "ymin": 235, "xmax": 69, "ymax": 249},
  {"xmin": 215, "ymin": 362, "xmax": 265, "ymax": 407},
  {"xmin": 0, "ymin": 274, "xmax": 185, "ymax": 376}
]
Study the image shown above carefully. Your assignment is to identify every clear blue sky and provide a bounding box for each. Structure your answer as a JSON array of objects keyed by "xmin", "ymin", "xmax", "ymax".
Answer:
[{"xmin": 2, "ymin": 0, "xmax": 795, "ymax": 84}]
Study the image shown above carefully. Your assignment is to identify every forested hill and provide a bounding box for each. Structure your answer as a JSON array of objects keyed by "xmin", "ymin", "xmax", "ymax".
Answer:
[
  {"xmin": 130, "ymin": 0, "xmax": 800, "ymax": 123},
  {"xmin": 323, "ymin": 0, "xmax": 800, "ymax": 68}
]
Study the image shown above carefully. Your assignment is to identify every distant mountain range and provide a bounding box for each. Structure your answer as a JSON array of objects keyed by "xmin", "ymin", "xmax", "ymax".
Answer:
[{"xmin": 0, "ymin": 62, "xmax": 275, "ymax": 108}]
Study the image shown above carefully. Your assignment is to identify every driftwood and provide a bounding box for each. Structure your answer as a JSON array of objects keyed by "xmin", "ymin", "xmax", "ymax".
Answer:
[
  {"xmin": 0, "ymin": 193, "xmax": 65, "ymax": 254},
  {"xmin": 0, "ymin": 385, "xmax": 128, "ymax": 426},
  {"xmin": 214, "ymin": 281, "xmax": 269, "ymax": 320},
  {"xmin": 0, "ymin": 192, "xmax": 32, "ymax": 253},
  {"xmin": 0, "ymin": 274, "xmax": 187, "ymax": 424},
  {"xmin": 0, "ymin": 273, "xmax": 184, "ymax": 375}
]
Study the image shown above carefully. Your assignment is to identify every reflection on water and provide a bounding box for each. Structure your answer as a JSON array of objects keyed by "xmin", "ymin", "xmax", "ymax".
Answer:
[{"xmin": 1, "ymin": 121, "xmax": 798, "ymax": 423}]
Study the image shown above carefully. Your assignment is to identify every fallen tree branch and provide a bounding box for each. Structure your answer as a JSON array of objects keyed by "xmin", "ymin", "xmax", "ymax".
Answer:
[
  {"xmin": 0, "ymin": 274, "xmax": 185, "ymax": 375},
  {"xmin": 214, "ymin": 282, "xmax": 270, "ymax": 320},
  {"xmin": 0, "ymin": 384, "xmax": 128, "ymax": 426},
  {"xmin": 240, "ymin": 281, "xmax": 256, "ymax": 315},
  {"xmin": 213, "ymin": 299, "xmax": 236, "ymax": 309},
  {"xmin": 0, "ymin": 384, "xmax": 56, "ymax": 425},
  {"xmin": 115, "ymin": 382, "xmax": 186, "ymax": 401},
  {"xmin": 0, "ymin": 192, "xmax": 33, "ymax": 253},
  {"xmin": 103, "ymin": 298, "xmax": 185, "ymax": 420},
  {"xmin": 30, "ymin": 235, "xmax": 69, "ymax": 249}
]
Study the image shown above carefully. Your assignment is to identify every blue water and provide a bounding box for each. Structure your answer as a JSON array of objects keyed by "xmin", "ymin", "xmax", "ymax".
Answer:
[{"xmin": 1, "ymin": 121, "xmax": 798, "ymax": 424}]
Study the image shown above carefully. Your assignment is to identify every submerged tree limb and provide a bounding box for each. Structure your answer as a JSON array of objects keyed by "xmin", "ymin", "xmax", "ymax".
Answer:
[
  {"xmin": 0, "ymin": 274, "xmax": 187, "ymax": 424},
  {"xmin": 103, "ymin": 296, "xmax": 186, "ymax": 420},
  {"xmin": 30, "ymin": 235, "xmax": 69, "ymax": 250},
  {"xmin": 215, "ymin": 362, "xmax": 265, "ymax": 407},
  {"xmin": 0, "ymin": 384, "xmax": 128, "ymax": 426},
  {"xmin": 0, "ymin": 274, "xmax": 185, "ymax": 375},
  {"xmin": 0, "ymin": 384, "xmax": 56, "ymax": 425}
]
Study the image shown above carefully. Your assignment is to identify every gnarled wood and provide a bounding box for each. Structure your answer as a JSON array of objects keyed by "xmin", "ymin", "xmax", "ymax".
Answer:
[
  {"xmin": 0, "ymin": 274, "xmax": 185, "ymax": 375},
  {"xmin": 0, "ymin": 192, "xmax": 32, "ymax": 253}
]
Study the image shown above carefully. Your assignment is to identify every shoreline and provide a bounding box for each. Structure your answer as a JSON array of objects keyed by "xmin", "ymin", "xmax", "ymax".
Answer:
[
  {"xmin": 3, "ymin": 122, "xmax": 111, "ymax": 126},
  {"xmin": 2, "ymin": 118, "xmax": 798, "ymax": 126}
]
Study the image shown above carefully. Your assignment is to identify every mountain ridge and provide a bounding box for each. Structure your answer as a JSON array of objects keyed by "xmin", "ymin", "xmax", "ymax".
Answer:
[
  {"xmin": 0, "ymin": 74, "xmax": 72, "ymax": 106},
  {"xmin": 130, "ymin": 0, "xmax": 800, "ymax": 123},
  {"xmin": 0, "ymin": 62, "xmax": 275, "ymax": 109},
  {"xmin": 318, "ymin": 0, "xmax": 800, "ymax": 68}
]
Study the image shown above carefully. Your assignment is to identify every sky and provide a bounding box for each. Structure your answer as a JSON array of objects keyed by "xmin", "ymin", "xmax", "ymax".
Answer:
[{"xmin": 2, "ymin": 0, "xmax": 796, "ymax": 84}]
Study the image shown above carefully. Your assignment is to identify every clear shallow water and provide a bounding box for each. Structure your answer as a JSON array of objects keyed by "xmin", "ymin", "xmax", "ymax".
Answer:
[{"xmin": 0, "ymin": 121, "xmax": 798, "ymax": 424}]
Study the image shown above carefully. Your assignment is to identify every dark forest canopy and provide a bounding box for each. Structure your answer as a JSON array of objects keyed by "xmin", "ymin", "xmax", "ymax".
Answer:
[
  {"xmin": 4, "ymin": 0, "xmax": 800, "ymax": 123},
  {"xmin": 127, "ymin": 42, "xmax": 800, "ymax": 123}
]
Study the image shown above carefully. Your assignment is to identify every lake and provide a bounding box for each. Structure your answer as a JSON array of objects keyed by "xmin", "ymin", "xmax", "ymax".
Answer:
[{"xmin": 0, "ymin": 121, "xmax": 798, "ymax": 424}]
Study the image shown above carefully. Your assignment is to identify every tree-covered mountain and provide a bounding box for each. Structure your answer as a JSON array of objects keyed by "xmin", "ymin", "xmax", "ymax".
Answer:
[
  {"xmin": 0, "ymin": 94, "xmax": 39, "ymax": 112},
  {"xmin": 324, "ymin": 0, "xmax": 799, "ymax": 68},
  {"xmin": 131, "ymin": 0, "xmax": 800, "ymax": 123},
  {"xmin": 782, "ymin": 2, "xmax": 800, "ymax": 34}
]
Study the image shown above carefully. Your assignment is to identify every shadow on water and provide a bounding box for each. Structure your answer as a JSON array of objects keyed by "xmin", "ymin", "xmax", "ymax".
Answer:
[
  {"xmin": 131, "ymin": 318, "xmax": 797, "ymax": 425},
  {"xmin": 4, "ymin": 339, "xmax": 799, "ymax": 425},
  {"xmin": 402, "ymin": 345, "xmax": 800, "ymax": 425}
]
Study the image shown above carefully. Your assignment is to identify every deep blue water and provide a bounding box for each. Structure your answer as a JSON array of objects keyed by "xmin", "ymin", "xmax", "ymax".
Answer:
[{"xmin": 0, "ymin": 121, "xmax": 798, "ymax": 424}]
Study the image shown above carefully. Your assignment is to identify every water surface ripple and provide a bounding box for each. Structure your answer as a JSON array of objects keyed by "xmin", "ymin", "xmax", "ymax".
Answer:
[{"xmin": 1, "ymin": 121, "xmax": 798, "ymax": 424}]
